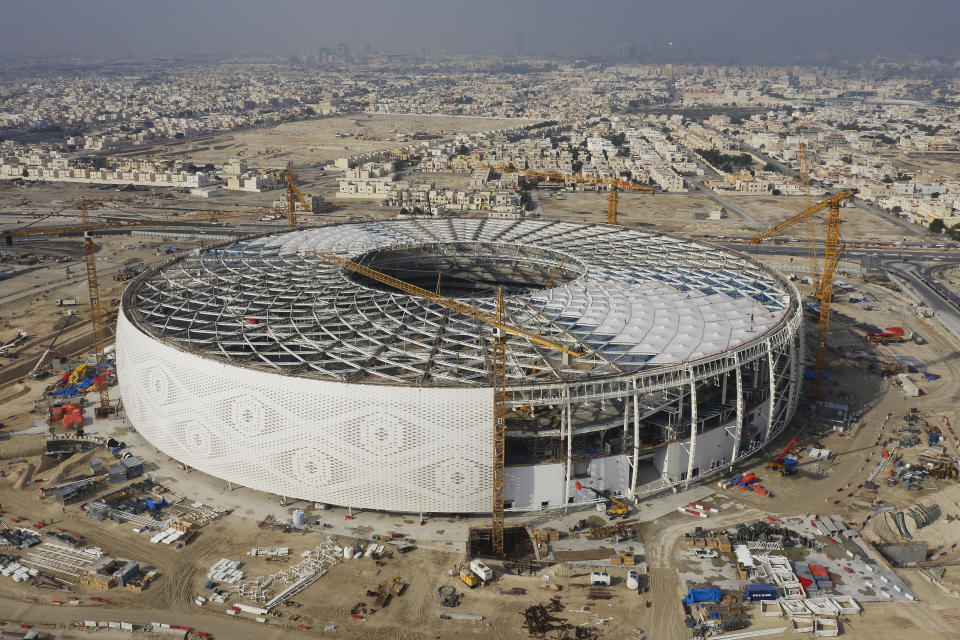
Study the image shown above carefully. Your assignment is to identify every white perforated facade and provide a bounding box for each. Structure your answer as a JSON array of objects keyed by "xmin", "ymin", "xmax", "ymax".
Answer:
[
  {"xmin": 116, "ymin": 310, "xmax": 492, "ymax": 512},
  {"xmin": 117, "ymin": 219, "xmax": 804, "ymax": 513}
]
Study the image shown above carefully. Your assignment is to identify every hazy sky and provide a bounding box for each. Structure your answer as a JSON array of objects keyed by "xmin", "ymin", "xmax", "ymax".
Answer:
[{"xmin": 1, "ymin": 0, "xmax": 957, "ymax": 63}]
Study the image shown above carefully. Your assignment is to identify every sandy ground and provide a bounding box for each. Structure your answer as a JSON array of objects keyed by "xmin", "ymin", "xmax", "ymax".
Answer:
[
  {"xmin": 0, "ymin": 234, "xmax": 209, "ymax": 432},
  {"xmin": 116, "ymin": 114, "xmax": 531, "ymax": 168},
  {"xmin": 941, "ymin": 266, "xmax": 960, "ymax": 291},
  {"xmin": 892, "ymin": 152, "xmax": 960, "ymax": 182},
  {"xmin": 538, "ymin": 191, "xmax": 719, "ymax": 232},
  {"xmin": 538, "ymin": 191, "xmax": 917, "ymax": 243},
  {"xmin": 1, "ymin": 190, "xmax": 960, "ymax": 637},
  {"xmin": 711, "ymin": 194, "xmax": 913, "ymax": 242}
]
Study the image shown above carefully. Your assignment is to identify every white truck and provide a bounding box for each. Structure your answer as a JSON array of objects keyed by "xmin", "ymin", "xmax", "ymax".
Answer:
[{"xmin": 469, "ymin": 559, "xmax": 493, "ymax": 582}]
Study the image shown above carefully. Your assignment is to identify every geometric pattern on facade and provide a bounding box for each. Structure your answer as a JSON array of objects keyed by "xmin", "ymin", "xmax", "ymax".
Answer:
[{"xmin": 116, "ymin": 310, "xmax": 491, "ymax": 512}]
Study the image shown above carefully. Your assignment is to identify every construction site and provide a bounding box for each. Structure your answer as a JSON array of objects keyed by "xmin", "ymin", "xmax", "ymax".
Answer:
[{"xmin": 2, "ymin": 164, "xmax": 960, "ymax": 640}]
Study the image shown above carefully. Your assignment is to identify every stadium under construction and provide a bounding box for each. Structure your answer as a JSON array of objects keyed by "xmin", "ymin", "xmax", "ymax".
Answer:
[{"xmin": 116, "ymin": 218, "xmax": 803, "ymax": 514}]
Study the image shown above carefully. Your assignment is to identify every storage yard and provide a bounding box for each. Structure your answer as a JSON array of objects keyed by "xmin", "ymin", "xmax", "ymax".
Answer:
[{"xmin": 2, "ymin": 189, "xmax": 960, "ymax": 639}]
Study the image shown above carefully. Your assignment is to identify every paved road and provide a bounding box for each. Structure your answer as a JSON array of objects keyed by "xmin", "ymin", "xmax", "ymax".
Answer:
[
  {"xmin": 723, "ymin": 242, "xmax": 960, "ymax": 339},
  {"xmin": 688, "ymin": 181, "xmax": 765, "ymax": 231},
  {"xmin": 885, "ymin": 260, "xmax": 960, "ymax": 337},
  {"xmin": 923, "ymin": 263, "xmax": 960, "ymax": 309}
]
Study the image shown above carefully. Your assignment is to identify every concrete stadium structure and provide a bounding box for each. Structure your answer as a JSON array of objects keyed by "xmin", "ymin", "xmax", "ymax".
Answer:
[{"xmin": 116, "ymin": 218, "xmax": 803, "ymax": 514}]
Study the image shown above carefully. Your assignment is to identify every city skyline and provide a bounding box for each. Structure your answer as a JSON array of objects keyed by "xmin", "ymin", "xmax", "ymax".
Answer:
[{"xmin": 1, "ymin": 0, "xmax": 959, "ymax": 63}]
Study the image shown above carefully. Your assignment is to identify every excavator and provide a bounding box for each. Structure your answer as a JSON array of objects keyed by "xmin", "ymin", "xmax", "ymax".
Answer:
[
  {"xmin": 574, "ymin": 482, "xmax": 629, "ymax": 518},
  {"xmin": 766, "ymin": 436, "xmax": 801, "ymax": 476}
]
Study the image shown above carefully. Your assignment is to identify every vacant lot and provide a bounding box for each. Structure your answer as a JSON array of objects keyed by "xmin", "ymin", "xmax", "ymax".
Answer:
[{"xmin": 121, "ymin": 113, "xmax": 533, "ymax": 168}]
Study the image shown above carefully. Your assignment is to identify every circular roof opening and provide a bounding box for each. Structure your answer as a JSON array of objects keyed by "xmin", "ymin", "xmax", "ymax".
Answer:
[{"xmin": 345, "ymin": 242, "xmax": 584, "ymax": 298}]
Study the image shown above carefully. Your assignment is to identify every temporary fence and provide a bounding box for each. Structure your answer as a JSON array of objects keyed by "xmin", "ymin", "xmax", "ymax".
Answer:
[{"xmin": 76, "ymin": 620, "xmax": 136, "ymax": 631}]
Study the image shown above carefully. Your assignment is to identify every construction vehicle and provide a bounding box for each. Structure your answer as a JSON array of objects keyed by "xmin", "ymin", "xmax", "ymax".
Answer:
[
  {"xmin": 574, "ymin": 482, "xmax": 629, "ymax": 517},
  {"xmin": 766, "ymin": 435, "xmax": 801, "ymax": 475},
  {"xmin": 113, "ymin": 264, "xmax": 144, "ymax": 282},
  {"xmin": 313, "ymin": 250, "xmax": 581, "ymax": 559},
  {"xmin": 748, "ymin": 192, "xmax": 854, "ymax": 400},
  {"xmin": 469, "ymin": 559, "xmax": 494, "ymax": 582},
  {"xmin": 867, "ymin": 327, "xmax": 905, "ymax": 344},
  {"xmin": 459, "ymin": 566, "xmax": 480, "ymax": 588},
  {"xmin": 29, "ymin": 314, "xmax": 74, "ymax": 379}
]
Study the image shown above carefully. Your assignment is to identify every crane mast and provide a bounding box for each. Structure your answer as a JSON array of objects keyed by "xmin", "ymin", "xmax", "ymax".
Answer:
[
  {"xmin": 284, "ymin": 164, "xmax": 310, "ymax": 229},
  {"xmin": 749, "ymin": 192, "xmax": 853, "ymax": 400},
  {"xmin": 79, "ymin": 199, "xmax": 114, "ymax": 417},
  {"xmin": 814, "ymin": 200, "xmax": 843, "ymax": 400},
  {"xmin": 607, "ymin": 188, "xmax": 619, "ymax": 225},
  {"xmin": 798, "ymin": 143, "xmax": 820, "ymax": 290},
  {"xmin": 480, "ymin": 164, "xmax": 653, "ymax": 225}
]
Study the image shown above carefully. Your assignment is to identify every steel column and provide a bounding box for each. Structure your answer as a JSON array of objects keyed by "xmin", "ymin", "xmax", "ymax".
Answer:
[
  {"xmin": 684, "ymin": 368, "xmax": 698, "ymax": 489},
  {"xmin": 630, "ymin": 379, "xmax": 639, "ymax": 498},
  {"xmin": 730, "ymin": 352, "xmax": 744, "ymax": 467},
  {"xmin": 765, "ymin": 339, "xmax": 776, "ymax": 444},
  {"xmin": 562, "ymin": 388, "xmax": 572, "ymax": 513}
]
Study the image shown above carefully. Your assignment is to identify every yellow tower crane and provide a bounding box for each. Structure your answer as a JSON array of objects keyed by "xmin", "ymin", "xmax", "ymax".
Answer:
[
  {"xmin": 78, "ymin": 198, "xmax": 115, "ymax": 417},
  {"xmin": 543, "ymin": 256, "xmax": 568, "ymax": 290},
  {"xmin": 603, "ymin": 180, "xmax": 655, "ymax": 225},
  {"xmin": 1, "ymin": 200, "xmax": 270, "ymax": 416},
  {"xmin": 480, "ymin": 165, "xmax": 655, "ymax": 225},
  {"xmin": 797, "ymin": 142, "xmax": 820, "ymax": 290},
  {"xmin": 314, "ymin": 249, "xmax": 580, "ymax": 558},
  {"xmin": 284, "ymin": 163, "xmax": 310, "ymax": 229},
  {"xmin": 748, "ymin": 192, "xmax": 854, "ymax": 399}
]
